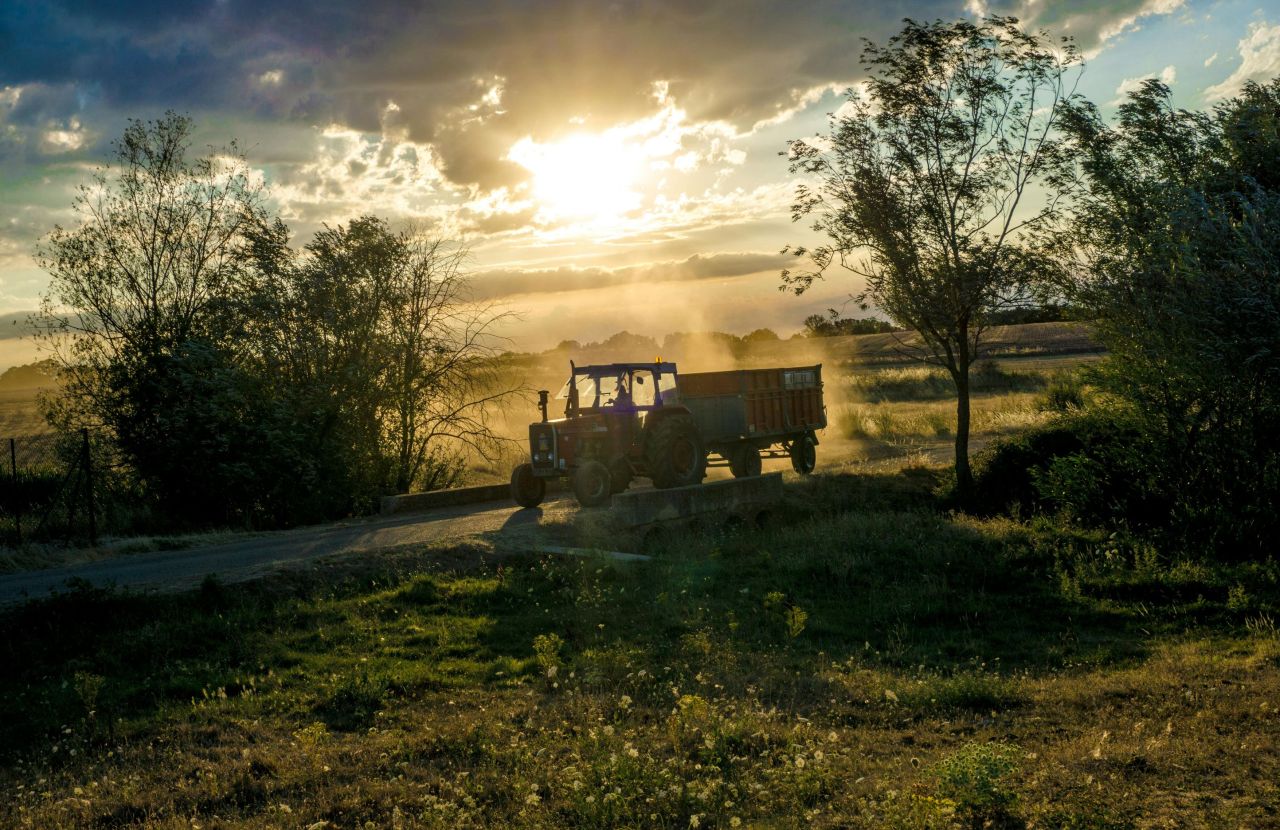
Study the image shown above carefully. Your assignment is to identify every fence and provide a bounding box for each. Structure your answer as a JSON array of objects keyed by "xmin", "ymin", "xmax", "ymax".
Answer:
[{"xmin": 0, "ymin": 429, "xmax": 97, "ymax": 547}]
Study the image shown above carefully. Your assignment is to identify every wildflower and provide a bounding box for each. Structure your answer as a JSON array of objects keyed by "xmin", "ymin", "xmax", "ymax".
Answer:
[
  {"xmin": 731, "ymin": 819, "xmax": 742, "ymax": 827},
  {"xmin": 525, "ymin": 794, "xmax": 541, "ymax": 805},
  {"xmin": 795, "ymin": 756, "xmax": 806, "ymax": 768},
  {"xmin": 619, "ymin": 695, "xmax": 633, "ymax": 709},
  {"xmin": 827, "ymin": 731, "xmax": 839, "ymax": 743}
]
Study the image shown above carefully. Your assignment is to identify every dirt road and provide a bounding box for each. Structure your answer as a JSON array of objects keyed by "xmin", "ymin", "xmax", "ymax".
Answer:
[{"xmin": 0, "ymin": 495, "xmax": 580, "ymax": 606}]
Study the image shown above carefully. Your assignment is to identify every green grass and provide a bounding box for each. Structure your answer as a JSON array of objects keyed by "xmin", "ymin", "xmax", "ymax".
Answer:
[{"xmin": 1, "ymin": 472, "xmax": 1278, "ymax": 828}]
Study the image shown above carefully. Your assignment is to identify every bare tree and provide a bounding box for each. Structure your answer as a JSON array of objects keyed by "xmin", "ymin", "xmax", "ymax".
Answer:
[
  {"xmin": 782, "ymin": 17, "xmax": 1081, "ymax": 494},
  {"xmin": 384, "ymin": 232, "xmax": 516, "ymax": 493}
]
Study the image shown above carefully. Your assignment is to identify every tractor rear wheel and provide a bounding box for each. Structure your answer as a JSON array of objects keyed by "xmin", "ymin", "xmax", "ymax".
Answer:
[
  {"xmin": 510, "ymin": 463, "xmax": 546, "ymax": 508},
  {"xmin": 573, "ymin": 460, "xmax": 613, "ymax": 507},
  {"xmin": 789, "ymin": 433, "xmax": 817, "ymax": 475},
  {"xmin": 646, "ymin": 414, "xmax": 707, "ymax": 489},
  {"xmin": 728, "ymin": 444, "xmax": 762, "ymax": 478}
]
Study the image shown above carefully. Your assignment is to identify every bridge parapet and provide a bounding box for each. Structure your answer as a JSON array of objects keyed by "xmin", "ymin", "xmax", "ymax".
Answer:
[{"xmin": 608, "ymin": 472, "xmax": 784, "ymax": 529}]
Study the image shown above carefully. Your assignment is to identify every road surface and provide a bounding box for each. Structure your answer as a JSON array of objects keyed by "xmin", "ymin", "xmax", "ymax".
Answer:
[{"xmin": 0, "ymin": 495, "xmax": 579, "ymax": 606}]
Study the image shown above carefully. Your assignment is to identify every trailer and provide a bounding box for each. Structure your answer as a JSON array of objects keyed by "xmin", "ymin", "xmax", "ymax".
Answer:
[
  {"xmin": 678, "ymin": 365, "xmax": 826, "ymax": 477},
  {"xmin": 510, "ymin": 360, "xmax": 826, "ymax": 508}
]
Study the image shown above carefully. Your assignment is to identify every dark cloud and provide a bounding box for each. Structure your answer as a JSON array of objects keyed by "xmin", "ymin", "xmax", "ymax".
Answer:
[
  {"xmin": 0, "ymin": 312, "xmax": 38, "ymax": 339},
  {"xmin": 0, "ymin": 0, "xmax": 1184, "ymax": 189},
  {"xmin": 470, "ymin": 251, "xmax": 787, "ymax": 300}
]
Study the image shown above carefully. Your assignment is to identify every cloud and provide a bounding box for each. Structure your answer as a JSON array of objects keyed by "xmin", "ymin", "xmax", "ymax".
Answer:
[
  {"xmin": 1204, "ymin": 21, "xmax": 1280, "ymax": 102},
  {"xmin": 985, "ymin": 0, "xmax": 1185, "ymax": 57},
  {"xmin": 2, "ymin": 0, "xmax": 1174, "ymax": 194},
  {"xmin": 0, "ymin": 311, "xmax": 38, "ymax": 339},
  {"xmin": 1110, "ymin": 64, "xmax": 1176, "ymax": 106},
  {"xmin": 470, "ymin": 251, "xmax": 789, "ymax": 300}
]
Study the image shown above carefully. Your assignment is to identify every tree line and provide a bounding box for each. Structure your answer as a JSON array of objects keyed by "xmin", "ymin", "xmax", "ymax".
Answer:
[{"xmin": 37, "ymin": 114, "xmax": 511, "ymax": 529}]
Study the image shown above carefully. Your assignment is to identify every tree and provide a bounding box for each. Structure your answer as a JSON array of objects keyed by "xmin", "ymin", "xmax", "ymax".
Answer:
[
  {"xmin": 743, "ymin": 328, "xmax": 781, "ymax": 343},
  {"xmin": 782, "ymin": 17, "xmax": 1081, "ymax": 494},
  {"xmin": 383, "ymin": 232, "xmax": 513, "ymax": 494},
  {"xmin": 244, "ymin": 216, "xmax": 515, "ymax": 516},
  {"xmin": 38, "ymin": 114, "xmax": 516, "ymax": 528},
  {"xmin": 801, "ymin": 310, "xmax": 898, "ymax": 337},
  {"xmin": 1055, "ymin": 78, "xmax": 1280, "ymax": 555},
  {"xmin": 36, "ymin": 112, "xmax": 278, "ymax": 524}
]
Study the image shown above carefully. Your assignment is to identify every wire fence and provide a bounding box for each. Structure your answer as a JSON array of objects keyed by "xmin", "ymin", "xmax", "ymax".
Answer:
[{"xmin": 0, "ymin": 430, "xmax": 97, "ymax": 547}]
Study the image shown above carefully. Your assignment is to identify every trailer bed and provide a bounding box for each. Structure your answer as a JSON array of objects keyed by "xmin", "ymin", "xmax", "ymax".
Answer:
[{"xmin": 677, "ymin": 365, "xmax": 826, "ymax": 444}]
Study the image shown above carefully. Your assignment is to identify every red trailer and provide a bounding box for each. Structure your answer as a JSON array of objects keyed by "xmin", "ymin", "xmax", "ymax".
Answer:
[{"xmin": 678, "ymin": 365, "xmax": 826, "ymax": 478}]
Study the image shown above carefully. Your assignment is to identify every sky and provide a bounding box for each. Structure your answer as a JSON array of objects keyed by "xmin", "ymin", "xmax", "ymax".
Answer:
[{"xmin": 1, "ymin": 0, "xmax": 1279, "ymax": 367}]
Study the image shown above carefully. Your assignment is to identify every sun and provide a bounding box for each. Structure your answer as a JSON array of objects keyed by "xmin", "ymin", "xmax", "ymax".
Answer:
[{"xmin": 509, "ymin": 132, "xmax": 643, "ymax": 222}]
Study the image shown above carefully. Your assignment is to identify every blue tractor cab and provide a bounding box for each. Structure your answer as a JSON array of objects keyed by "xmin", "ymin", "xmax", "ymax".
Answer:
[{"xmin": 556, "ymin": 361, "xmax": 679, "ymax": 416}]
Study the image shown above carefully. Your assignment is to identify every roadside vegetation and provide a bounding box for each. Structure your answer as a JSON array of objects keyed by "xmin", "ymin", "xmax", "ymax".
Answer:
[{"xmin": 2, "ymin": 473, "xmax": 1277, "ymax": 829}]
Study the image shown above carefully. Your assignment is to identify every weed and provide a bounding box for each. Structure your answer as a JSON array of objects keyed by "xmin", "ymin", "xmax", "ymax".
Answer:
[
  {"xmin": 532, "ymin": 631, "xmax": 564, "ymax": 678},
  {"xmin": 932, "ymin": 741, "xmax": 1022, "ymax": 828}
]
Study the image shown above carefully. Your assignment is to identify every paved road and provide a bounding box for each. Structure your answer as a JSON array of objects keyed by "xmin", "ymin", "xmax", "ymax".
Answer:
[{"xmin": 0, "ymin": 496, "xmax": 578, "ymax": 605}]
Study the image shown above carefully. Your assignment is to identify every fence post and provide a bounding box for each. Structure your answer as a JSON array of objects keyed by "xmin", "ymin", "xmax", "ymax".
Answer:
[
  {"xmin": 82, "ymin": 428, "xmax": 97, "ymax": 546},
  {"xmin": 9, "ymin": 438, "xmax": 18, "ymax": 545}
]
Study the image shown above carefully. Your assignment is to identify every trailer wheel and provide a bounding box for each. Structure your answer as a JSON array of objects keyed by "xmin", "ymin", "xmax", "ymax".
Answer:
[
  {"xmin": 646, "ymin": 414, "xmax": 707, "ymax": 489},
  {"xmin": 789, "ymin": 433, "xmax": 817, "ymax": 475},
  {"xmin": 511, "ymin": 463, "xmax": 546, "ymax": 508},
  {"xmin": 573, "ymin": 460, "xmax": 613, "ymax": 507},
  {"xmin": 729, "ymin": 444, "xmax": 762, "ymax": 478}
]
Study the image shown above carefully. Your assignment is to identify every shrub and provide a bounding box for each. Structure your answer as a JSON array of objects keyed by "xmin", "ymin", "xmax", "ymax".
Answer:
[
  {"xmin": 968, "ymin": 410, "xmax": 1162, "ymax": 529},
  {"xmin": 1039, "ymin": 372, "xmax": 1086, "ymax": 412},
  {"xmin": 931, "ymin": 741, "xmax": 1022, "ymax": 827}
]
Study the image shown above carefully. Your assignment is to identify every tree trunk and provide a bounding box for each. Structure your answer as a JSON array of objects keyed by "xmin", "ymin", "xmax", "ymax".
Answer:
[{"xmin": 954, "ymin": 366, "xmax": 973, "ymax": 498}]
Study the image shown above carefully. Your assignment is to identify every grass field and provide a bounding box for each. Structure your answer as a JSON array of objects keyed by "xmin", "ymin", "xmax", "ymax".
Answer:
[
  {"xmin": 14, "ymin": 323, "xmax": 1273, "ymax": 828},
  {"xmin": 2, "ymin": 471, "xmax": 1278, "ymax": 829}
]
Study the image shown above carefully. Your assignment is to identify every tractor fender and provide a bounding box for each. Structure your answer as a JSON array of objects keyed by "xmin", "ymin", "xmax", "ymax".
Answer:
[{"xmin": 643, "ymin": 404, "xmax": 694, "ymax": 425}]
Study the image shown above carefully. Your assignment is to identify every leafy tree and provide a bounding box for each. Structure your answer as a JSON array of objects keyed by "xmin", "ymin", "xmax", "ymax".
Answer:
[
  {"xmin": 1056, "ymin": 78, "xmax": 1280, "ymax": 556},
  {"xmin": 742, "ymin": 328, "xmax": 780, "ymax": 343},
  {"xmin": 36, "ymin": 112, "xmax": 280, "ymax": 525},
  {"xmin": 39, "ymin": 115, "xmax": 514, "ymax": 528},
  {"xmin": 783, "ymin": 17, "xmax": 1081, "ymax": 494},
  {"xmin": 244, "ymin": 217, "xmax": 513, "ymax": 516}
]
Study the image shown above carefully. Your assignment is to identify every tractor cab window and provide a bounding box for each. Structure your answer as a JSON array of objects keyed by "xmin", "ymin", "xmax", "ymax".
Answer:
[
  {"xmin": 556, "ymin": 374, "xmax": 604, "ymax": 410},
  {"xmin": 657, "ymin": 371, "xmax": 677, "ymax": 403},
  {"xmin": 625, "ymin": 371, "xmax": 654, "ymax": 406},
  {"xmin": 556, "ymin": 366, "xmax": 671, "ymax": 411},
  {"xmin": 557, "ymin": 372, "xmax": 626, "ymax": 408}
]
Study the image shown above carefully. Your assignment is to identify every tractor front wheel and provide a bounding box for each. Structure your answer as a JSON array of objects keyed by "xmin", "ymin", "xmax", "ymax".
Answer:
[
  {"xmin": 573, "ymin": 460, "xmax": 613, "ymax": 507},
  {"xmin": 511, "ymin": 463, "xmax": 546, "ymax": 508},
  {"xmin": 646, "ymin": 414, "xmax": 707, "ymax": 489}
]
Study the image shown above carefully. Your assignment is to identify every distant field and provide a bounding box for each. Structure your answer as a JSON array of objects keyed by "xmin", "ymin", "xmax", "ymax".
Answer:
[{"xmin": 0, "ymin": 389, "xmax": 51, "ymax": 436}]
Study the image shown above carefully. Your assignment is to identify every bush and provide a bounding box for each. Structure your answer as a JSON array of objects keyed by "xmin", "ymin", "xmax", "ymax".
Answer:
[
  {"xmin": 1039, "ymin": 372, "xmax": 1086, "ymax": 412},
  {"xmin": 969, "ymin": 411, "xmax": 1163, "ymax": 529},
  {"xmin": 931, "ymin": 741, "xmax": 1022, "ymax": 827}
]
